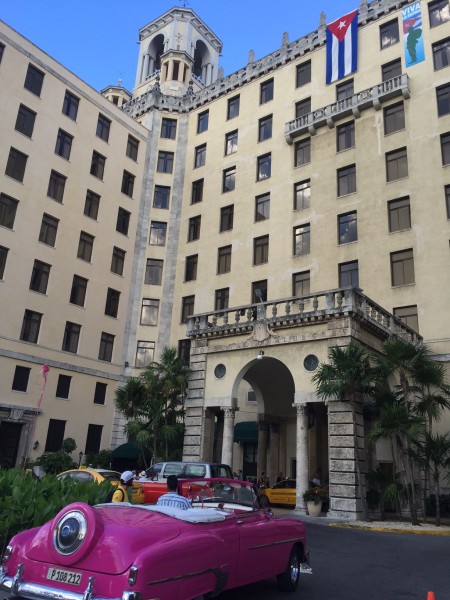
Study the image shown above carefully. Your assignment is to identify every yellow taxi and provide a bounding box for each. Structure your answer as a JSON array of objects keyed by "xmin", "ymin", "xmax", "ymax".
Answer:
[
  {"xmin": 57, "ymin": 468, "xmax": 145, "ymax": 504},
  {"xmin": 258, "ymin": 479, "xmax": 296, "ymax": 508}
]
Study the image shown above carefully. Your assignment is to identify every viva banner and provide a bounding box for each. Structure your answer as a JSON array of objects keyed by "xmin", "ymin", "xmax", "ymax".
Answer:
[{"xmin": 402, "ymin": 2, "xmax": 425, "ymax": 67}]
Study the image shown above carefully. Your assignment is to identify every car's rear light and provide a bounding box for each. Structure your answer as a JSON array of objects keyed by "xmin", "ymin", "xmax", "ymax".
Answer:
[
  {"xmin": 1, "ymin": 546, "xmax": 13, "ymax": 564},
  {"xmin": 128, "ymin": 565, "xmax": 138, "ymax": 586}
]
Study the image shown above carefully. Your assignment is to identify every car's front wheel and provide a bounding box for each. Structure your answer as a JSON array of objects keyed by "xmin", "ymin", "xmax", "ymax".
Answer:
[{"xmin": 276, "ymin": 545, "xmax": 300, "ymax": 592}]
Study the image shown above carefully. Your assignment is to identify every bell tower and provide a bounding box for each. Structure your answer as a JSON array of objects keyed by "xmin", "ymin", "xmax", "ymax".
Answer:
[{"xmin": 134, "ymin": 7, "xmax": 222, "ymax": 97}]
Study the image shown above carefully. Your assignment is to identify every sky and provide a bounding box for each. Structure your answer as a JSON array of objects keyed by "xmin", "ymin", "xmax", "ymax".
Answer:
[{"xmin": 2, "ymin": 0, "xmax": 361, "ymax": 92}]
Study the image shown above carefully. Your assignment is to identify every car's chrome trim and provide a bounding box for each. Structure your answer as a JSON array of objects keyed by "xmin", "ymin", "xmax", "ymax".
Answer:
[
  {"xmin": 147, "ymin": 565, "xmax": 228, "ymax": 587},
  {"xmin": 247, "ymin": 536, "xmax": 305, "ymax": 551}
]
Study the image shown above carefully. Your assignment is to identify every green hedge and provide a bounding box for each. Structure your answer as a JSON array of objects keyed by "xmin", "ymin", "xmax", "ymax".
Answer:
[{"xmin": 0, "ymin": 469, "xmax": 110, "ymax": 548}]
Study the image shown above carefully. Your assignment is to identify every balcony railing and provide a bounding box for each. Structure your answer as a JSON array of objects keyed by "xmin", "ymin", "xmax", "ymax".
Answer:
[
  {"xmin": 186, "ymin": 287, "xmax": 420, "ymax": 344},
  {"xmin": 285, "ymin": 74, "xmax": 410, "ymax": 144}
]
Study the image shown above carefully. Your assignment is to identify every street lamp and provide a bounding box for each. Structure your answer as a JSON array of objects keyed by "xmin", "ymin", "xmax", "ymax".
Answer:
[{"xmin": 78, "ymin": 451, "xmax": 83, "ymax": 467}]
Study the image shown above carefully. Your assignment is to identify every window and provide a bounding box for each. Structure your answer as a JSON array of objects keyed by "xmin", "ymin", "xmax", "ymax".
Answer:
[
  {"xmin": 85, "ymin": 424, "xmax": 103, "ymax": 454},
  {"xmin": 384, "ymin": 102, "xmax": 405, "ymax": 134},
  {"xmin": 293, "ymin": 224, "xmax": 310, "ymax": 256},
  {"xmin": 0, "ymin": 245, "xmax": 8, "ymax": 279},
  {"xmin": 441, "ymin": 132, "xmax": 450, "ymax": 165},
  {"xmin": 55, "ymin": 129, "xmax": 73, "ymax": 160},
  {"xmin": 255, "ymin": 193, "xmax": 270, "ymax": 222},
  {"xmin": 339, "ymin": 261, "xmax": 359, "ymax": 287},
  {"xmin": 98, "ymin": 332, "xmax": 115, "ymax": 362},
  {"xmin": 227, "ymin": 95, "xmax": 240, "ymax": 119},
  {"xmin": 337, "ymin": 121, "xmax": 355, "ymax": 151},
  {"xmin": 15, "ymin": 104, "xmax": 36, "ymax": 137},
  {"xmin": 223, "ymin": 166, "xmax": 236, "ymax": 192},
  {"xmin": 39, "ymin": 214, "xmax": 58, "ymax": 246},
  {"xmin": 391, "ymin": 249, "xmax": 415, "ymax": 286},
  {"xmin": 215, "ymin": 288, "xmax": 229, "ymax": 311},
  {"xmin": 296, "ymin": 60, "xmax": 311, "ymax": 87},
  {"xmin": 295, "ymin": 138, "xmax": 311, "ymax": 166},
  {"xmin": 116, "ymin": 208, "xmax": 130, "ymax": 235},
  {"xmin": 111, "ymin": 247, "xmax": 125, "ymax": 275},
  {"xmin": 5, "ymin": 147, "xmax": 28, "ymax": 182},
  {"xmin": 136, "ymin": 341, "xmax": 155, "ymax": 368},
  {"xmin": 62, "ymin": 322, "xmax": 81, "ymax": 353},
  {"xmin": 84, "ymin": 190, "xmax": 100, "ymax": 219},
  {"xmin": 382, "ymin": 58, "xmax": 402, "ymax": 81},
  {"xmin": 30, "ymin": 260, "xmax": 51, "ymax": 294},
  {"xmin": 24, "ymin": 64, "xmax": 44, "ymax": 96},
  {"xmin": 185, "ymin": 255, "xmax": 198, "ymax": 281},
  {"xmin": 178, "ymin": 339, "xmax": 191, "ymax": 364},
  {"xmin": 386, "ymin": 147, "xmax": 408, "ymax": 181},
  {"xmin": 394, "ymin": 305, "xmax": 419, "ymax": 332},
  {"xmin": 70, "ymin": 275, "xmax": 88, "ymax": 306},
  {"xmin": 293, "ymin": 271, "xmax": 310, "ymax": 296},
  {"xmin": 56, "ymin": 375, "xmax": 71, "ymax": 399},
  {"xmin": 161, "ymin": 117, "xmax": 177, "ymax": 139},
  {"xmin": 258, "ymin": 115, "xmax": 272, "ymax": 142},
  {"xmin": 429, "ymin": 0, "xmax": 450, "ymax": 27},
  {"xmin": 141, "ymin": 298, "xmax": 159, "ymax": 325},
  {"xmin": 446, "ymin": 185, "xmax": 450, "ymax": 218},
  {"xmin": 295, "ymin": 98, "xmax": 311, "ymax": 119},
  {"xmin": 194, "ymin": 144, "xmax": 206, "ymax": 168},
  {"xmin": 121, "ymin": 171, "xmax": 135, "ymax": 197},
  {"xmin": 337, "ymin": 165, "xmax": 356, "ymax": 196},
  {"xmin": 220, "ymin": 205, "xmax": 234, "ymax": 232},
  {"xmin": 336, "ymin": 79, "xmax": 354, "ymax": 100},
  {"xmin": 77, "ymin": 232, "xmax": 94, "ymax": 262},
  {"xmin": 338, "ymin": 212, "xmax": 358, "ymax": 244},
  {"xmin": 260, "ymin": 78, "xmax": 274, "ymax": 104},
  {"xmin": 252, "ymin": 280, "xmax": 267, "ymax": 303},
  {"xmin": 225, "ymin": 130, "xmax": 238, "ymax": 155},
  {"xmin": 188, "ymin": 216, "xmax": 201, "ymax": 241},
  {"xmin": 62, "ymin": 91, "xmax": 79, "ymax": 120},
  {"xmin": 90, "ymin": 151, "xmax": 106, "ymax": 179},
  {"xmin": 47, "ymin": 170, "xmax": 66, "ymax": 203},
  {"xmin": 380, "ymin": 19, "xmax": 399, "ymax": 48},
  {"xmin": 437, "ymin": 83, "xmax": 450, "ymax": 116},
  {"xmin": 105, "ymin": 288, "xmax": 120, "ymax": 318},
  {"xmin": 257, "ymin": 153, "xmax": 271, "ymax": 180},
  {"xmin": 153, "ymin": 185, "xmax": 170, "ymax": 209},
  {"xmin": 253, "ymin": 235, "xmax": 269, "ymax": 265},
  {"xmin": 94, "ymin": 382, "xmax": 107, "ymax": 405},
  {"xmin": 149, "ymin": 221, "xmax": 167, "ymax": 246},
  {"xmin": 197, "ymin": 110, "xmax": 209, "ymax": 133},
  {"xmin": 181, "ymin": 296, "xmax": 195, "ymax": 323},
  {"xmin": 0, "ymin": 194, "xmax": 18, "ymax": 230},
  {"xmin": 20, "ymin": 310, "xmax": 42, "ymax": 343},
  {"xmin": 294, "ymin": 180, "xmax": 311, "ymax": 210},
  {"xmin": 432, "ymin": 38, "xmax": 450, "ymax": 70},
  {"xmin": 12, "ymin": 366, "xmax": 31, "ymax": 392},
  {"xmin": 157, "ymin": 150, "xmax": 174, "ymax": 173},
  {"xmin": 126, "ymin": 135, "xmax": 139, "ymax": 161},
  {"xmin": 145, "ymin": 258, "xmax": 163, "ymax": 284},
  {"xmin": 217, "ymin": 245, "xmax": 232, "ymax": 274},
  {"xmin": 388, "ymin": 197, "xmax": 411, "ymax": 232},
  {"xmin": 45, "ymin": 419, "xmax": 66, "ymax": 452},
  {"xmin": 191, "ymin": 179, "xmax": 204, "ymax": 204},
  {"xmin": 96, "ymin": 114, "xmax": 111, "ymax": 142}
]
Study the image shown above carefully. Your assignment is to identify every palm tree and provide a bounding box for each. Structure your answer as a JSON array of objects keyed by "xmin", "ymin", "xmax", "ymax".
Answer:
[{"xmin": 312, "ymin": 343, "xmax": 380, "ymax": 520}]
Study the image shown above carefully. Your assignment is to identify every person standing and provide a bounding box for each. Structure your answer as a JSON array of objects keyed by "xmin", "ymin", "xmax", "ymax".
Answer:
[
  {"xmin": 156, "ymin": 475, "xmax": 191, "ymax": 510},
  {"xmin": 112, "ymin": 470, "xmax": 135, "ymax": 502}
]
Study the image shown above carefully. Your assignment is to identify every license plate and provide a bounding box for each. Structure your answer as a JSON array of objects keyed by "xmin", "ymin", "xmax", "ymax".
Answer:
[{"xmin": 46, "ymin": 568, "xmax": 82, "ymax": 586}]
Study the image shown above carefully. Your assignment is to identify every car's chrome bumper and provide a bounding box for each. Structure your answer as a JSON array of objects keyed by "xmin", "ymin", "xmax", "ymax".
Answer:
[{"xmin": 0, "ymin": 565, "xmax": 151, "ymax": 600}]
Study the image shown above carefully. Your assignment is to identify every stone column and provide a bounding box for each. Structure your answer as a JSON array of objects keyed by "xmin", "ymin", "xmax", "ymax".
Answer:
[
  {"xmin": 294, "ymin": 404, "xmax": 309, "ymax": 513},
  {"xmin": 221, "ymin": 407, "xmax": 236, "ymax": 467},
  {"xmin": 268, "ymin": 423, "xmax": 280, "ymax": 487},
  {"xmin": 257, "ymin": 422, "xmax": 268, "ymax": 479},
  {"xmin": 206, "ymin": 63, "xmax": 212, "ymax": 84},
  {"xmin": 142, "ymin": 54, "xmax": 150, "ymax": 80},
  {"xmin": 149, "ymin": 57, "xmax": 155, "ymax": 77}
]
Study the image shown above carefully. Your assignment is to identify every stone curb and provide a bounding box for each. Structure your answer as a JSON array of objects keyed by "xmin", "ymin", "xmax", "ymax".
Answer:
[{"xmin": 328, "ymin": 523, "xmax": 450, "ymax": 536}]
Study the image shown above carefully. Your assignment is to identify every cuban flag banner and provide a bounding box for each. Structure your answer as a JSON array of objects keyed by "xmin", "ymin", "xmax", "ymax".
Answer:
[{"xmin": 326, "ymin": 9, "xmax": 359, "ymax": 84}]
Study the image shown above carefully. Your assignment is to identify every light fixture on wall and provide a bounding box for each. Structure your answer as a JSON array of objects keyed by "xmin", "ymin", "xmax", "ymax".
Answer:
[
  {"xmin": 307, "ymin": 405, "xmax": 316, "ymax": 429},
  {"xmin": 78, "ymin": 451, "xmax": 83, "ymax": 467},
  {"xmin": 32, "ymin": 440, "xmax": 39, "ymax": 450},
  {"xmin": 257, "ymin": 350, "xmax": 264, "ymax": 360}
]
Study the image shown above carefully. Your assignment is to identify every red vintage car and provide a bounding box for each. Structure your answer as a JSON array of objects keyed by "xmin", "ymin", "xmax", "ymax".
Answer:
[{"xmin": 0, "ymin": 478, "xmax": 311, "ymax": 600}]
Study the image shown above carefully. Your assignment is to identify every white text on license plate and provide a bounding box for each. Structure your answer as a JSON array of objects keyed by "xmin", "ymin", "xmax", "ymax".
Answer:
[{"xmin": 47, "ymin": 568, "xmax": 82, "ymax": 586}]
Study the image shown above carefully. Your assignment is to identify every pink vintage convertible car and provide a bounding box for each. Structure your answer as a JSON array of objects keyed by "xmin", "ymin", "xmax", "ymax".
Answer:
[{"xmin": 0, "ymin": 478, "xmax": 311, "ymax": 600}]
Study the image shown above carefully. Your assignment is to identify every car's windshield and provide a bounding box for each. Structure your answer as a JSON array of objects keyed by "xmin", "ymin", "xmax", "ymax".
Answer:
[
  {"xmin": 181, "ymin": 478, "xmax": 258, "ymax": 509},
  {"xmin": 99, "ymin": 471, "xmax": 121, "ymax": 481}
]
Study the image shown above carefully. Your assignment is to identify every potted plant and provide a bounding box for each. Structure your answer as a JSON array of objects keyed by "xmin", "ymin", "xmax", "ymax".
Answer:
[{"xmin": 303, "ymin": 486, "xmax": 328, "ymax": 516}]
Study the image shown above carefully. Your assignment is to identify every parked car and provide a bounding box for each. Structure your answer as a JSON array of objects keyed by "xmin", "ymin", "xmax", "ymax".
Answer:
[
  {"xmin": 259, "ymin": 478, "xmax": 297, "ymax": 508},
  {"xmin": 57, "ymin": 468, "xmax": 144, "ymax": 504},
  {"xmin": 0, "ymin": 477, "xmax": 310, "ymax": 600},
  {"xmin": 141, "ymin": 461, "xmax": 233, "ymax": 504}
]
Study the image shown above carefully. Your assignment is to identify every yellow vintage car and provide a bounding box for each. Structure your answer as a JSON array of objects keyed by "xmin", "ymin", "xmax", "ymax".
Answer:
[
  {"xmin": 57, "ymin": 468, "xmax": 144, "ymax": 504},
  {"xmin": 258, "ymin": 479, "xmax": 296, "ymax": 508}
]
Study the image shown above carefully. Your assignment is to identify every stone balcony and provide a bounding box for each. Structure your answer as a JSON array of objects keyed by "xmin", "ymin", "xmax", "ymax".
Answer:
[
  {"xmin": 186, "ymin": 287, "xmax": 420, "ymax": 343},
  {"xmin": 285, "ymin": 73, "xmax": 411, "ymax": 144}
]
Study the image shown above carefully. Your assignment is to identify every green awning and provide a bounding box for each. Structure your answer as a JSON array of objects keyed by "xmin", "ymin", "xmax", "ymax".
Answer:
[
  {"xmin": 234, "ymin": 421, "xmax": 259, "ymax": 443},
  {"xmin": 111, "ymin": 442, "xmax": 151, "ymax": 460}
]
